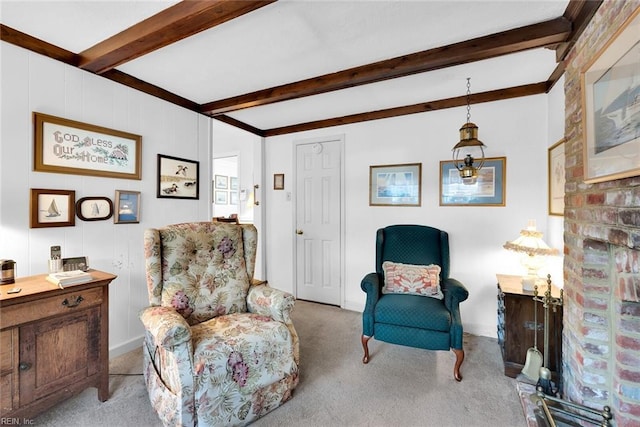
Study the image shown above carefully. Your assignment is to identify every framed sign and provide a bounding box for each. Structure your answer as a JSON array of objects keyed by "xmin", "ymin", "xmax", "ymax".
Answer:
[
  {"xmin": 581, "ymin": 8, "xmax": 640, "ymax": 183},
  {"xmin": 76, "ymin": 196, "xmax": 113, "ymax": 221},
  {"xmin": 157, "ymin": 154, "xmax": 199, "ymax": 199},
  {"xmin": 114, "ymin": 190, "xmax": 140, "ymax": 224},
  {"xmin": 30, "ymin": 188, "xmax": 75, "ymax": 228},
  {"xmin": 33, "ymin": 112, "xmax": 142, "ymax": 180},
  {"xmin": 439, "ymin": 157, "xmax": 506, "ymax": 206},
  {"xmin": 548, "ymin": 139, "xmax": 565, "ymax": 216},
  {"xmin": 369, "ymin": 163, "xmax": 421, "ymax": 206}
]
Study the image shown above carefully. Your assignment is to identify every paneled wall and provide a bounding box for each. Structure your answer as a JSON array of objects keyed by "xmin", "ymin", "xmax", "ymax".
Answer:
[{"xmin": 0, "ymin": 42, "xmax": 211, "ymax": 357}]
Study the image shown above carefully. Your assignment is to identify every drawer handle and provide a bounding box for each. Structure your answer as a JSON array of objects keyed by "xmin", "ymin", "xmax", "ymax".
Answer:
[
  {"xmin": 62, "ymin": 295, "xmax": 84, "ymax": 308},
  {"xmin": 19, "ymin": 362, "xmax": 31, "ymax": 371}
]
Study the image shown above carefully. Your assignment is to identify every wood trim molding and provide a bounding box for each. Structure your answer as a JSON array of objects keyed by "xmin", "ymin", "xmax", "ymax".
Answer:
[
  {"xmin": 100, "ymin": 69, "xmax": 201, "ymax": 112},
  {"xmin": 1, "ymin": 24, "xmax": 77, "ymax": 65},
  {"xmin": 263, "ymin": 82, "xmax": 549, "ymax": 137},
  {"xmin": 202, "ymin": 18, "xmax": 571, "ymax": 116},
  {"xmin": 78, "ymin": 1, "xmax": 276, "ymax": 74},
  {"xmin": 213, "ymin": 115, "xmax": 266, "ymax": 137}
]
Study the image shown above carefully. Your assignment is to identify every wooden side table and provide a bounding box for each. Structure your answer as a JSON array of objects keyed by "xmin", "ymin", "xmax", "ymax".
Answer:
[
  {"xmin": 496, "ymin": 274, "xmax": 563, "ymax": 378},
  {"xmin": 0, "ymin": 270, "xmax": 116, "ymax": 419}
]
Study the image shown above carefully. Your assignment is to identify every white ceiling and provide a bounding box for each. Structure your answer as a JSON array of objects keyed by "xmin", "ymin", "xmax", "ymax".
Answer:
[{"xmin": 0, "ymin": 0, "xmax": 570, "ymax": 132}]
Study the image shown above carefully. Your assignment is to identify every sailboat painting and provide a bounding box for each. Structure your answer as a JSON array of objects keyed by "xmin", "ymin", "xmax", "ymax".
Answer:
[
  {"xmin": 30, "ymin": 189, "xmax": 75, "ymax": 228},
  {"xmin": 582, "ymin": 8, "xmax": 640, "ymax": 183}
]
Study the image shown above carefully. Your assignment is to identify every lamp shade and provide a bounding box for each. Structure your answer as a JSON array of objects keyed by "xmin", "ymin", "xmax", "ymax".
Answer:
[{"xmin": 503, "ymin": 227, "xmax": 558, "ymax": 257}]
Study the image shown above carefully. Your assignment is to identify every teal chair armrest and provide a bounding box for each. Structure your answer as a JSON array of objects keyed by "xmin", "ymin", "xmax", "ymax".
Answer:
[
  {"xmin": 441, "ymin": 277, "xmax": 468, "ymax": 350},
  {"xmin": 361, "ymin": 272, "xmax": 381, "ymax": 336},
  {"xmin": 442, "ymin": 277, "xmax": 469, "ymax": 304}
]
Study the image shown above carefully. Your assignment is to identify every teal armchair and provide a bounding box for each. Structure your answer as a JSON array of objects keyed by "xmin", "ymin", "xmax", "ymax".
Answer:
[{"xmin": 361, "ymin": 225, "xmax": 469, "ymax": 381}]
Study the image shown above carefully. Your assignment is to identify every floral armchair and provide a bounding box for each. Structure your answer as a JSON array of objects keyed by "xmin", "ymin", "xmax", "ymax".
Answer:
[{"xmin": 140, "ymin": 222, "xmax": 299, "ymax": 426}]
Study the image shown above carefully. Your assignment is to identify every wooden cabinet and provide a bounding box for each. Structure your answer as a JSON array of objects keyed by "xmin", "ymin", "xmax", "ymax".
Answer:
[
  {"xmin": 497, "ymin": 274, "xmax": 563, "ymax": 378},
  {"xmin": 0, "ymin": 270, "xmax": 116, "ymax": 419}
]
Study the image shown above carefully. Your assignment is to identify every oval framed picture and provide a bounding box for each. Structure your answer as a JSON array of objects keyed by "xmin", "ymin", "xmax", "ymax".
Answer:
[{"xmin": 75, "ymin": 197, "xmax": 113, "ymax": 221}]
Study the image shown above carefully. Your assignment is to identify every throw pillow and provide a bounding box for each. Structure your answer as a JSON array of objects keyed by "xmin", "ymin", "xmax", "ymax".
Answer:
[{"xmin": 382, "ymin": 261, "xmax": 444, "ymax": 299}]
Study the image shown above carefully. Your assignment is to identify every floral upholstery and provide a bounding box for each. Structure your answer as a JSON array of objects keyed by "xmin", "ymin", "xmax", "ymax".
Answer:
[{"xmin": 140, "ymin": 222, "xmax": 299, "ymax": 426}]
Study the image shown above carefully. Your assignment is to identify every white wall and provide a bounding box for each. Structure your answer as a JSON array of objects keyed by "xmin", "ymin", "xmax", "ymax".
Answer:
[
  {"xmin": 0, "ymin": 43, "xmax": 211, "ymax": 357},
  {"xmin": 546, "ymin": 75, "xmax": 566, "ymax": 287},
  {"xmin": 211, "ymin": 120, "xmax": 265, "ymax": 278},
  {"xmin": 264, "ymin": 94, "xmax": 554, "ymax": 337},
  {"xmin": 1, "ymin": 41, "xmax": 564, "ymax": 349}
]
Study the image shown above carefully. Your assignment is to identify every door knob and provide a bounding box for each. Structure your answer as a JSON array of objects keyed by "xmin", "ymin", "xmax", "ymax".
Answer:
[{"xmin": 296, "ymin": 229, "xmax": 304, "ymax": 235}]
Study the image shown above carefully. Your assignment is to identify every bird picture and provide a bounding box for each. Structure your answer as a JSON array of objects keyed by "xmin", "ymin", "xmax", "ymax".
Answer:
[{"xmin": 175, "ymin": 165, "xmax": 188, "ymax": 176}]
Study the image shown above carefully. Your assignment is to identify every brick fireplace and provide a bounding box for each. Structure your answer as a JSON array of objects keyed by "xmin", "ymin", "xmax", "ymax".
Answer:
[{"xmin": 563, "ymin": 1, "xmax": 640, "ymax": 426}]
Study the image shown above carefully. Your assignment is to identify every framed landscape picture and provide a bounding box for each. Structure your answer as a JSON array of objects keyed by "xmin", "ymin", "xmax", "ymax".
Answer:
[
  {"xmin": 369, "ymin": 163, "xmax": 421, "ymax": 206},
  {"xmin": 114, "ymin": 190, "xmax": 140, "ymax": 224},
  {"xmin": 581, "ymin": 8, "xmax": 640, "ymax": 183},
  {"xmin": 439, "ymin": 157, "xmax": 506, "ymax": 206}
]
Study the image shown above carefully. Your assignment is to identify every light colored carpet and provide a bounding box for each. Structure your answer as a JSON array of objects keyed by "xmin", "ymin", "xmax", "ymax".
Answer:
[{"xmin": 34, "ymin": 300, "xmax": 526, "ymax": 426}]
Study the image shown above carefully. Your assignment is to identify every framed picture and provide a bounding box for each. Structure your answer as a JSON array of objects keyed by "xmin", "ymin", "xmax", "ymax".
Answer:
[
  {"xmin": 230, "ymin": 177, "xmax": 239, "ymax": 190},
  {"xmin": 33, "ymin": 112, "xmax": 142, "ymax": 180},
  {"xmin": 114, "ymin": 190, "xmax": 140, "ymax": 224},
  {"xmin": 157, "ymin": 154, "xmax": 199, "ymax": 199},
  {"xmin": 30, "ymin": 188, "xmax": 75, "ymax": 228},
  {"xmin": 215, "ymin": 190, "xmax": 228, "ymax": 204},
  {"xmin": 274, "ymin": 173, "xmax": 285, "ymax": 190},
  {"xmin": 581, "ymin": 8, "xmax": 640, "ymax": 183},
  {"xmin": 230, "ymin": 191, "xmax": 238, "ymax": 205},
  {"xmin": 439, "ymin": 157, "xmax": 506, "ymax": 206},
  {"xmin": 215, "ymin": 175, "xmax": 228, "ymax": 189},
  {"xmin": 369, "ymin": 163, "xmax": 421, "ymax": 206},
  {"xmin": 548, "ymin": 139, "xmax": 565, "ymax": 216},
  {"xmin": 75, "ymin": 196, "xmax": 113, "ymax": 221}
]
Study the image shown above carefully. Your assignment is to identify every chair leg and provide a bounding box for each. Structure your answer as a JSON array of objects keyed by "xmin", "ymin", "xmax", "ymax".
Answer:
[
  {"xmin": 361, "ymin": 335, "xmax": 372, "ymax": 364},
  {"xmin": 452, "ymin": 348, "xmax": 464, "ymax": 382}
]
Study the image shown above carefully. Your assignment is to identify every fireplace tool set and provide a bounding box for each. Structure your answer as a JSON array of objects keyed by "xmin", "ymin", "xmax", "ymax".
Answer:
[{"xmin": 528, "ymin": 275, "xmax": 613, "ymax": 427}]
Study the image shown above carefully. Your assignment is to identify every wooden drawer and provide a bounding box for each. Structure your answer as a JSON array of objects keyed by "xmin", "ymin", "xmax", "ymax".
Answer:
[{"xmin": 0, "ymin": 287, "xmax": 102, "ymax": 329}]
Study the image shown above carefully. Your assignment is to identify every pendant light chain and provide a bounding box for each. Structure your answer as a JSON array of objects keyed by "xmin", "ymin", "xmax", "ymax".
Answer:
[{"xmin": 466, "ymin": 77, "xmax": 471, "ymax": 124}]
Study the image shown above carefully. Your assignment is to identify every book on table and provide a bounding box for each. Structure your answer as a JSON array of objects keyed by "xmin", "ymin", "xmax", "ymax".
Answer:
[{"xmin": 46, "ymin": 270, "xmax": 93, "ymax": 287}]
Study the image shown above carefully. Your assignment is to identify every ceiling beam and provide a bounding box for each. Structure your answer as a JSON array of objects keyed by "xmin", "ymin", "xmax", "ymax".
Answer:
[
  {"xmin": 78, "ymin": 0, "xmax": 276, "ymax": 74},
  {"xmin": 100, "ymin": 69, "xmax": 201, "ymax": 112},
  {"xmin": 263, "ymin": 82, "xmax": 550, "ymax": 137},
  {"xmin": 213, "ymin": 115, "xmax": 265, "ymax": 137},
  {"xmin": 555, "ymin": 0, "xmax": 603, "ymax": 62},
  {"xmin": 202, "ymin": 17, "xmax": 571, "ymax": 116},
  {"xmin": 0, "ymin": 24, "xmax": 77, "ymax": 65}
]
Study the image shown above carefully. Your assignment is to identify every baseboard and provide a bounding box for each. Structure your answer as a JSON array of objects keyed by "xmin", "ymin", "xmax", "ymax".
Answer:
[
  {"xmin": 343, "ymin": 299, "xmax": 364, "ymax": 312},
  {"xmin": 109, "ymin": 335, "xmax": 144, "ymax": 359}
]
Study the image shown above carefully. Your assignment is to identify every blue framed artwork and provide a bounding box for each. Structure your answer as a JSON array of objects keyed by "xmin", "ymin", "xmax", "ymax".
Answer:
[
  {"xmin": 439, "ymin": 157, "xmax": 506, "ymax": 206},
  {"xmin": 369, "ymin": 163, "xmax": 421, "ymax": 206}
]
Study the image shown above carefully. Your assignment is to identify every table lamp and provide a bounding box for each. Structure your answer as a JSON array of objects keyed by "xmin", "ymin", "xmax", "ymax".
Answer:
[{"xmin": 503, "ymin": 220, "xmax": 559, "ymax": 290}]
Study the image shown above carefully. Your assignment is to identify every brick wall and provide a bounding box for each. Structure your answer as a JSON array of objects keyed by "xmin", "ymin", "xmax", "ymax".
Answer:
[{"xmin": 563, "ymin": 2, "xmax": 640, "ymax": 426}]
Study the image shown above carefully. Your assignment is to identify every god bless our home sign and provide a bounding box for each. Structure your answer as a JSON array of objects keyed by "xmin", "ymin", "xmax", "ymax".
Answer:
[{"xmin": 33, "ymin": 112, "xmax": 142, "ymax": 180}]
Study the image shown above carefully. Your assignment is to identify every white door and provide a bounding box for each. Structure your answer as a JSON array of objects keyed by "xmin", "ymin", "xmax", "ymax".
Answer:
[{"xmin": 295, "ymin": 138, "xmax": 343, "ymax": 305}]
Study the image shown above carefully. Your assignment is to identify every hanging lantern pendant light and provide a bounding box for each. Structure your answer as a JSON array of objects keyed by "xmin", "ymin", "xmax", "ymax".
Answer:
[{"xmin": 452, "ymin": 78, "xmax": 486, "ymax": 184}]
